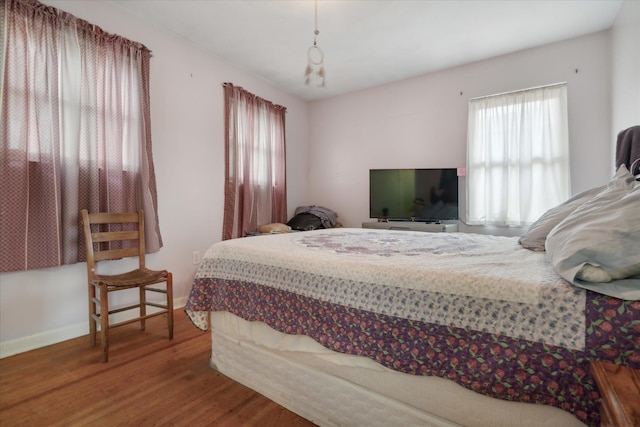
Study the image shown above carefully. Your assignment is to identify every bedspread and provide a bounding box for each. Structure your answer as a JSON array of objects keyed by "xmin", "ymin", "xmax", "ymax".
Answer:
[{"xmin": 185, "ymin": 228, "xmax": 640, "ymax": 426}]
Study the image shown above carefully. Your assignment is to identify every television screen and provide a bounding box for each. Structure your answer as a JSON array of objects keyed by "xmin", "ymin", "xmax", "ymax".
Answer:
[{"xmin": 369, "ymin": 168, "xmax": 459, "ymax": 221}]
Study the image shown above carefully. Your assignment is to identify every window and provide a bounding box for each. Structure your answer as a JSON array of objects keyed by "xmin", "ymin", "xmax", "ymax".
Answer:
[
  {"xmin": 466, "ymin": 83, "xmax": 570, "ymax": 226},
  {"xmin": 0, "ymin": 0, "xmax": 162, "ymax": 272},
  {"xmin": 222, "ymin": 83, "xmax": 287, "ymax": 240}
]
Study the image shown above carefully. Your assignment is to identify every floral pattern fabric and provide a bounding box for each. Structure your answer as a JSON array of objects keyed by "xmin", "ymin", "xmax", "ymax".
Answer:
[{"xmin": 185, "ymin": 229, "xmax": 640, "ymax": 427}]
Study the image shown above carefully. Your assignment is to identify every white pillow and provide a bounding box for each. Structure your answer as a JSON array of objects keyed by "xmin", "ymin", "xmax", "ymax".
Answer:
[
  {"xmin": 519, "ymin": 165, "xmax": 634, "ymax": 251},
  {"xmin": 518, "ymin": 186, "xmax": 603, "ymax": 251},
  {"xmin": 545, "ymin": 166, "xmax": 640, "ymax": 300}
]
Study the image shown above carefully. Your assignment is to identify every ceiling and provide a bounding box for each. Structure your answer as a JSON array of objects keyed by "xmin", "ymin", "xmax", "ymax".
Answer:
[{"xmin": 109, "ymin": 0, "xmax": 623, "ymax": 102}]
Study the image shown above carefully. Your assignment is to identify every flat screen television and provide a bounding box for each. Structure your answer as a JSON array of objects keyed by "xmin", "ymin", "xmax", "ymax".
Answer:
[{"xmin": 369, "ymin": 168, "xmax": 459, "ymax": 222}]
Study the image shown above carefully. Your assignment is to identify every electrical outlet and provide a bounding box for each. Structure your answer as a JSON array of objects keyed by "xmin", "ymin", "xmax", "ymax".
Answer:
[{"xmin": 192, "ymin": 251, "xmax": 201, "ymax": 265}]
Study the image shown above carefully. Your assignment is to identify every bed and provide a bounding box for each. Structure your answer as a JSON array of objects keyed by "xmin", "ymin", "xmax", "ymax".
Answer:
[
  {"xmin": 185, "ymin": 129, "xmax": 639, "ymax": 427},
  {"xmin": 185, "ymin": 230, "xmax": 639, "ymax": 426}
]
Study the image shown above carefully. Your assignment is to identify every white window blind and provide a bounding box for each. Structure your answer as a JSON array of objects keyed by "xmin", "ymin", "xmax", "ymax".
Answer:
[{"xmin": 466, "ymin": 83, "xmax": 570, "ymax": 226}]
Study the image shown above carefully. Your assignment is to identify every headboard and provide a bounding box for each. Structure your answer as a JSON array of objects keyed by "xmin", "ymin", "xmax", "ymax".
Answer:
[{"xmin": 615, "ymin": 125, "xmax": 640, "ymax": 176}]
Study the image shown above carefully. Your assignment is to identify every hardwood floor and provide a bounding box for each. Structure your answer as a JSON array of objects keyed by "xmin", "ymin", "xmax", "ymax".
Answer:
[{"xmin": 0, "ymin": 310, "xmax": 317, "ymax": 426}]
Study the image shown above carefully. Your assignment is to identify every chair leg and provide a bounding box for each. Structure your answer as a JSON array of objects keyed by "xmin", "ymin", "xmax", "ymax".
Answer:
[
  {"xmin": 89, "ymin": 283, "xmax": 97, "ymax": 347},
  {"xmin": 139, "ymin": 286, "xmax": 146, "ymax": 331},
  {"xmin": 99, "ymin": 285, "xmax": 109, "ymax": 363},
  {"xmin": 167, "ymin": 273, "xmax": 174, "ymax": 340}
]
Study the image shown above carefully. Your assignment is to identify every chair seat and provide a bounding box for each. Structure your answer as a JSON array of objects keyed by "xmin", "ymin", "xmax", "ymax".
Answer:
[{"xmin": 92, "ymin": 268, "xmax": 169, "ymax": 289}]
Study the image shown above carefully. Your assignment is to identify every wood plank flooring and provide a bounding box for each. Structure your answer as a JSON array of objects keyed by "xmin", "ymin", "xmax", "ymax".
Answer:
[{"xmin": 0, "ymin": 310, "xmax": 317, "ymax": 426}]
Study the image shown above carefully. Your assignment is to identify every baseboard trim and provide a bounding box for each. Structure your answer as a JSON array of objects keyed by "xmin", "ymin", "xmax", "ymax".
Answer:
[{"xmin": 0, "ymin": 297, "xmax": 187, "ymax": 359}]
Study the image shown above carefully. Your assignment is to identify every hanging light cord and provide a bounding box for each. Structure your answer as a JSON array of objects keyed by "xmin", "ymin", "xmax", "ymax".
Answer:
[{"xmin": 314, "ymin": 0, "xmax": 319, "ymax": 45}]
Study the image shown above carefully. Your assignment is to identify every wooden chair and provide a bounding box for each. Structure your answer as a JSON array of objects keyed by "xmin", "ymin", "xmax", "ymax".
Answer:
[{"xmin": 80, "ymin": 209, "xmax": 173, "ymax": 362}]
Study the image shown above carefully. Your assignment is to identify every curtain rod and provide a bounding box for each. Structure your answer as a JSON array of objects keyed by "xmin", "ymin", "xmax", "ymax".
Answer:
[
  {"xmin": 223, "ymin": 82, "xmax": 287, "ymax": 112},
  {"xmin": 468, "ymin": 82, "xmax": 567, "ymax": 101}
]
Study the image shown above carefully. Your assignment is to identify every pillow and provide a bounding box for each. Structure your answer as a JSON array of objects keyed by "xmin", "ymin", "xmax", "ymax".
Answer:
[
  {"xmin": 518, "ymin": 186, "xmax": 603, "ymax": 251},
  {"xmin": 519, "ymin": 165, "xmax": 637, "ymax": 251},
  {"xmin": 257, "ymin": 223, "xmax": 291, "ymax": 234},
  {"xmin": 545, "ymin": 168, "xmax": 640, "ymax": 300}
]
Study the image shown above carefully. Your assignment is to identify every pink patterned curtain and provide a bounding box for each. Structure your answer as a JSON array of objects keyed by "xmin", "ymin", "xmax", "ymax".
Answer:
[
  {"xmin": 0, "ymin": 0, "xmax": 162, "ymax": 272},
  {"xmin": 223, "ymin": 83, "xmax": 287, "ymax": 240}
]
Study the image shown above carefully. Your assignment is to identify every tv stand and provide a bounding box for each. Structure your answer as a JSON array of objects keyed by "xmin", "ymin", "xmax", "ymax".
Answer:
[{"xmin": 362, "ymin": 221, "xmax": 457, "ymax": 233}]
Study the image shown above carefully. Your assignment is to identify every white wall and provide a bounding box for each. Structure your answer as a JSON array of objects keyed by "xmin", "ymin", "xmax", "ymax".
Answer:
[
  {"xmin": 0, "ymin": 0, "xmax": 310, "ymax": 357},
  {"xmin": 308, "ymin": 31, "xmax": 613, "ymax": 235},
  {"xmin": 2, "ymin": 1, "xmax": 638, "ymax": 358},
  {"xmin": 611, "ymin": 0, "xmax": 640, "ymax": 146}
]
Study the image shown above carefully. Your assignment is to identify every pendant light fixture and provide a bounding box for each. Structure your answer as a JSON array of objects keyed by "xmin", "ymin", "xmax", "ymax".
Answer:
[{"xmin": 304, "ymin": 0, "xmax": 325, "ymax": 87}]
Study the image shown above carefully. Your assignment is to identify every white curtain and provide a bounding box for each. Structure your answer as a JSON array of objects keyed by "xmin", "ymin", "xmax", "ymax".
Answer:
[
  {"xmin": 0, "ymin": 0, "xmax": 162, "ymax": 272},
  {"xmin": 222, "ymin": 83, "xmax": 287, "ymax": 240},
  {"xmin": 466, "ymin": 83, "xmax": 570, "ymax": 226}
]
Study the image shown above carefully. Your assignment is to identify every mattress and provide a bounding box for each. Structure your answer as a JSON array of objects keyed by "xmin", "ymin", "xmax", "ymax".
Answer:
[{"xmin": 210, "ymin": 311, "xmax": 586, "ymax": 427}]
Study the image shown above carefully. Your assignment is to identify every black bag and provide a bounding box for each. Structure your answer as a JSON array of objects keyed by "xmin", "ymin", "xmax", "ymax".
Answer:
[{"xmin": 286, "ymin": 213, "xmax": 325, "ymax": 231}]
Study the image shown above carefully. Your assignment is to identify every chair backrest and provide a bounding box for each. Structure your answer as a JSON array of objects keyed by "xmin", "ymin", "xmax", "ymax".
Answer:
[{"xmin": 80, "ymin": 209, "xmax": 146, "ymax": 279}]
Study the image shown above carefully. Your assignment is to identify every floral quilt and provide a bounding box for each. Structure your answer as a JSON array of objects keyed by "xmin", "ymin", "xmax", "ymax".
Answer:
[{"xmin": 185, "ymin": 228, "xmax": 640, "ymax": 427}]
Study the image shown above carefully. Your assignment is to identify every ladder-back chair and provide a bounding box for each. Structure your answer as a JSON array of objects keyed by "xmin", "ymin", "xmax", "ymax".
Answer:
[{"xmin": 80, "ymin": 209, "xmax": 173, "ymax": 362}]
